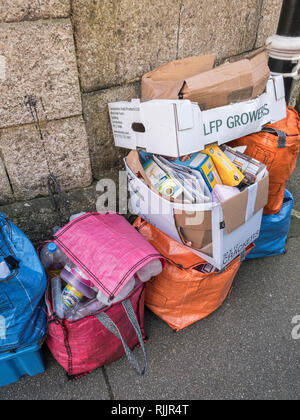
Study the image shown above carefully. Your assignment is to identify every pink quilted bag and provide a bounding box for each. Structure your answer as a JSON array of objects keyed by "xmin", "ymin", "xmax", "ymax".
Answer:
[{"xmin": 45, "ymin": 213, "xmax": 163, "ymax": 379}]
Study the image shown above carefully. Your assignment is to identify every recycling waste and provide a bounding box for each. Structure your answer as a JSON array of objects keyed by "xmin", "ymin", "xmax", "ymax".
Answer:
[
  {"xmin": 126, "ymin": 146, "xmax": 269, "ymax": 270},
  {"xmin": 2, "ymin": 44, "xmax": 300, "ymax": 387},
  {"xmin": 41, "ymin": 241, "xmax": 163, "ymax": 322},
  {"xmin": 246, "ymin": 189, "xmax": 294, "ymax": 259},
  {"xmin": 43, "ymin": 213, "xmax": 164, "ymax": 378},
  {"xmin": 229, "ymin": 106, "xmax": 300, "ymax": 214},
  {"xmin": 0, "ymin": 214, "xmax": 47, "ymax": 387}
]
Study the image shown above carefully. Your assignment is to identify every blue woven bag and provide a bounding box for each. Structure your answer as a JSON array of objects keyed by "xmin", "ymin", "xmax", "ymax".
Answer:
[
  {"xmin": 246, "ymin": 190, "xmax": 294, "ymax": 260},
  {"xmin": 0, "ymin": 213, "xmax": 47, "ymax": 353}
]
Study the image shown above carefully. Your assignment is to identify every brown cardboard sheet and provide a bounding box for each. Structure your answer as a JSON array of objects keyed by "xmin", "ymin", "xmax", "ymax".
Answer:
[
  {"xmin": 174, "ymin": 209, "xmax": 212, "ymax": 250},
  {"xmin": 142, "ymin": 47, "xmax": 270, "ymax": 110},
  {"xmin": 221, "ymin": 188, "xmax": 249, "ymax": 235},
  {"xmin": 142, "ymin": 55, "xmax": 215, "ymax": 100}
]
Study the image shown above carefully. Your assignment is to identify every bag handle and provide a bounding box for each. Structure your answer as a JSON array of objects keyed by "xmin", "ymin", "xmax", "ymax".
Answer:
[
  {"xmin": 261, "ymin": 127, "xmax": 287, "ymax": 148},
  {"xmin": 95, "ymin": 299, "xmax": 147, "ymax": 376}
]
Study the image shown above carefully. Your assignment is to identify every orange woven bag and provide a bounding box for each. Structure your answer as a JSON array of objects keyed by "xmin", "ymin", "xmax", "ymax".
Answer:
[
  {"xmin": 134, "ymin": 218, "xmax": 253, "ymax": 331},
  {"xmin": 229, "ymin": 107, "xmax": 300, "ymax": 214}
]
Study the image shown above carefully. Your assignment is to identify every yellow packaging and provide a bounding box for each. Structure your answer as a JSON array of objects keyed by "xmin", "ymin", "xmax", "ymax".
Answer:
[{"xmin": 203, "ymin": 146, "xmax": 245, "ymax": 187}]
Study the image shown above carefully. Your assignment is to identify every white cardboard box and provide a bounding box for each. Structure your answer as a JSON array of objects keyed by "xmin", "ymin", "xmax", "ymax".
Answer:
[
  {"xmin": 109, "ymin": 75, "xmax": 286, "ymax": 158},
  {"xmin": 125, "ymin": 153, "xmax": 269, "ymax": 270}
]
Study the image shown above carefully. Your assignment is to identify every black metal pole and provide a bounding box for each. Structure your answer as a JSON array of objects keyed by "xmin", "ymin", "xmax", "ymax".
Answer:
[
  {"xmin": 268, "ymin": 0, "xmax": 300, "ymax": 102},
  {"xmin": 277, "ymin": 0, "xmax": 300, "ymax": 37}
]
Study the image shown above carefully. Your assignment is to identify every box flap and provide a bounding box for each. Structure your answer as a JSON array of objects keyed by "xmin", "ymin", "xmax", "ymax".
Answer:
[
  {"xmin": 249, "ymin": 48, "xmax": 270, "ymax": 98},
  {"xmin": 254, "ymin": 174, "xmax": 269, "ymax": 214},
  {"xmin": 141, "ymin": 55, "xmax": 215, "ymax": 100},
  {"xmin": 221, "ymin": 189, "xmax": 249, "ymax": 234},
  {"xmin": 174, "ymin": 209, "xmax": 212, "ymax": 251},
  {"xmin": 174, "ymin": 209, "xmax": 212, "ymax": 230},
  {"xmin": 179, "ymin": 227, "xmax": 213, "ymax": 254},
  {"xmin": 126, "ymin": 150, "xmax": 153, "ymax": 188},
  {"xmin": 181, "ymin": 49, "xmax": 269, "ymax": 110}
]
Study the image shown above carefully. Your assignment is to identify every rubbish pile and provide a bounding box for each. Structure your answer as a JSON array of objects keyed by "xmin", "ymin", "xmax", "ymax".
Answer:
[
  {"xmin": 109, "ymin": 48, "xmax": 300, "ymax": 327},
  {"xmin": 0, "ymin": 47, "xmax": 299, "ymax": 387}
]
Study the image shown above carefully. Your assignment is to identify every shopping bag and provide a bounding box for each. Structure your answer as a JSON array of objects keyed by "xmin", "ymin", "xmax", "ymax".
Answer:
[
  {"xmin": 246, "ymin": 189, "xmax": 294, "ymax": 259},
  {"xmin": 45, "ymin": 213, "xmax": 163, "ymax": 378},
  {"xmin": 134, "ymin": 218, "xmax": 253, "ymax": 331},
  {"xmin": 46, "ymin": 283, "xmax": 147, "ymax": 379},
  {"xmin": 229, "ymin": 106, "xmax": 300, "ymax": 214},
  {"xmin": 0, "ymin": 213, "xmax": 47, "ymax": 353}
]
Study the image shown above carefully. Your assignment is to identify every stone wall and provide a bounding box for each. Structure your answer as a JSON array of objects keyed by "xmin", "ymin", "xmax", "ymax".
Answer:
[{"xmin": 0, "ymin": 0, "xmax": 298, "ymax": 242}]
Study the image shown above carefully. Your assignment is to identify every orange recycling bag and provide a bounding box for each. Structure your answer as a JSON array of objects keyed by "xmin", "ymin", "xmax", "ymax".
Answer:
[
  {"xmin": 229, "ymin": 106, "xmax": 300, "ymax": 215},
  {"xmin": 134, "ymin": 218, "xmax": 253, "ymax": 331}
]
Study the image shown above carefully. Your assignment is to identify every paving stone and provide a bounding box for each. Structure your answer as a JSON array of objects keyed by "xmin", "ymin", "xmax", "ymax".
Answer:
[
  {"xmin": 0, "ymin": 0, "xmax": 70, "ymax": 23},
  {"xmin": 0, "ymin": 347, "xmax": 110, "ymax": 400},
  {"xmin": 0, "ymin": 19, "xmax": 82, "ymax": 129},
  {"xmin": 104, "ymin": 238, "xmax": 300, "ymax": 400},
  {"xmin": 82, "ymin": 82, "xmax": 140, "ymax": 179},
  {"xmin": 0, "ymin": 116, "xmax": 92, "ymax": 201}
]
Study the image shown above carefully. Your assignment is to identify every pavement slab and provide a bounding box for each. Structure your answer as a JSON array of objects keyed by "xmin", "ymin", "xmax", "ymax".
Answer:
[
  {"xmin": 105, "ymin": 237, "xmax": 300, "ymax": 400},
  {"xmin": 0, "ymin": 347, "xmax": 110, "ymax": 400}
]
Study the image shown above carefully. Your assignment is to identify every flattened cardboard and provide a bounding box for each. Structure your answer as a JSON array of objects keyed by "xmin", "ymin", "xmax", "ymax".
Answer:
[
  {"xmin": 142, "ymin": 48, "xmax": 270, "ymax": 110},
  {"xmin": 142, "ymin": 55, "xmax": 216, "ymax": 100}
]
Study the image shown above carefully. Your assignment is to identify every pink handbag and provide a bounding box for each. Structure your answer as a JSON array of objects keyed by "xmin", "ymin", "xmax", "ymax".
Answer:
[{"xmin": 45, "ymin": 213, "xmax": 163, "ymax": 378}]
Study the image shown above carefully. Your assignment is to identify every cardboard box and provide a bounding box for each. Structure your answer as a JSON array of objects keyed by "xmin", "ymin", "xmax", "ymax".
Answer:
[
  {"xmin": 108, "ymin": 75, "xmax": 286, "ymax": 158},
  {"xmin": 125, "ymin": 151, "xmax": 269, "ymax": 270},
  {"xmin": 142, "ymin": 48, "xmax": 270, "ymax": 110}
]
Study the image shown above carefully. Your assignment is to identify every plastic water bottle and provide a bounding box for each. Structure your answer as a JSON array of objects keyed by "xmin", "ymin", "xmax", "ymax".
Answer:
[
  {"xmin": 67, "ymin": 299, "xmax": 105, "ymax": 322},
  {"xmin": 97, "ymin": 276, "xmax": 136, "ymax": 307},
  {"xmin": 0, "ymin": 257, "xmax": 10, "ymax": 280},
  {"xmin": 51, "ymin": 277, "xmax": 65, "ymax": 319},
  {"xmin": 40, "ymin": 242, "xmax": 68, "ymax": 279},
  {"xmin": 136, "ymin": 260, "xmax": 163, "ymax": 283}
]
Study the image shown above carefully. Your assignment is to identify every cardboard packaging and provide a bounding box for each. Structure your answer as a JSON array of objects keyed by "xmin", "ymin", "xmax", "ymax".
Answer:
[
  {"xmin": 125, "ymin": 150, "xmax": 269, "ymax": 270},
  {"xmin": 108, "ymin": 75, "xmax": 286, "ymax": 158},
  {"xmin": 142, "ymin": 48, "xmax": 270, "ymax": 110}
]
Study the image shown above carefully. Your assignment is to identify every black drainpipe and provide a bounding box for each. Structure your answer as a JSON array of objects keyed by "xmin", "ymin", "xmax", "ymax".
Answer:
[{"xmin": 268, "ymin": 0, "xmax": 300, "ymax": 102}]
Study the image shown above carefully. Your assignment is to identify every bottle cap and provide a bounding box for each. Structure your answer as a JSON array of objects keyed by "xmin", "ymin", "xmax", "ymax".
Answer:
[{"xmin": 48, "ymin": 243, "xmax": 57, "ymax": 253}]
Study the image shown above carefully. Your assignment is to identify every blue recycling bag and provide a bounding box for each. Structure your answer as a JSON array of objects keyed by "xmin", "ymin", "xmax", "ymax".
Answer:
[
  {"xmin": 0, "ymin": 214, "xmax": 47, "ymax": 353},
  {"xmin": 246, "ymin": 190, "xmax": 294, "ymax": 260}
]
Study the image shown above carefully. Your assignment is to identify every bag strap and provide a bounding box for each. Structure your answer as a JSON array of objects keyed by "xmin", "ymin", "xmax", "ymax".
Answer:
[
  {"xmin": 261, "ymin": 127, "xmax": 287, "ymax": 148},
  {"xmin": 95, "ymin": 299, "xmax": 147, "ymax": 376}
]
